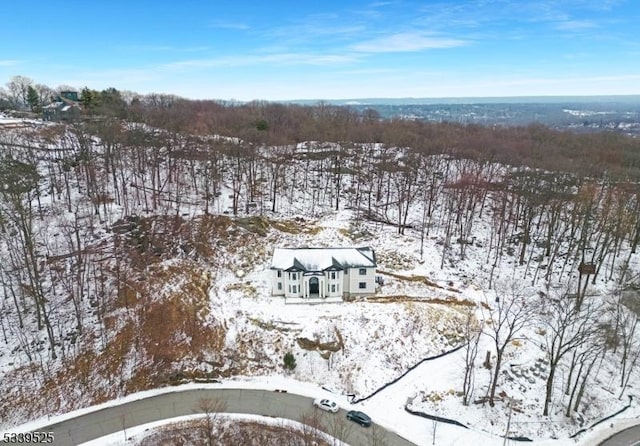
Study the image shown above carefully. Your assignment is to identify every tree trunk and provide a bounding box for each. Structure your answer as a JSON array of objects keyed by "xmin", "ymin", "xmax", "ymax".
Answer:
[
  {"xmin": 488, "ymin": 350, "xmax": 503, "ymax": 407},
  {"xmin": 543, "ymin": 363, "xmax": 556, "ymax": 416}
]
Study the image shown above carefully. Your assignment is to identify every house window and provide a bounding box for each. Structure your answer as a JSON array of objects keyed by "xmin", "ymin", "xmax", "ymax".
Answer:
[
  {"xmin": 292, "ymin": 273, "xmax": 297, "ymax": 280},
  {"xmin": 292, "ymin": 285, "xmax": 297, "ymax": 293},
  {"xmin": 359, "ymin": 268, "xmax": 366, "ymax": 275},
  {"xmin": 344, "ymin": 270, "xmax": 348, "ymax": 275},
  {"xmin": 359, "ymin": 282, "xmax": 366, "ymax": 289},
  {"xmin": 331, "ymin": 284, "xmax": 336, "ymax": 293},
  {"xmin": 277, "ymin": 282, "xmax": 282, "ymax": 290},
  {"xmin": 331, "ymin": 271, "xmax": 336, "ymax": 280},
  {"xmin": 277, "ymin": 270, "xmax": 282, "ymax": 278}
]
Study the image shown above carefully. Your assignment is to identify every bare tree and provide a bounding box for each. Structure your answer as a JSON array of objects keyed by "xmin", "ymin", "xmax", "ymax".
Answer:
[
  {"xmin": 266, "ymin": 145, "xmax": 294, "ymax": 213},
  {"xmin": 612, "ymin": 290, "xmax": 640, "ymax": 398},
  {"xmin": 482, "ymin": 282, "xmax": 534, "ymax": 407},
  {"xmin": 366, "ymin": 423, "xmax": 388, "ymax": 446},
  {"xmin": 299, "ymin": 410, "xmax": 327, "ymax": 446},
  {"xmin": 390, "ymin": 151, "xmax": 422, "ymax": 235},
  {"xmin": 196, "ymin": 397, "xmax": 227, "ymax": 446},
  {"xmin": 325, "ymin": 412, "xmax": 354, "ymax": 445},
  {"xmin": 540, "ymin": 293, "xmax": 603, "ymax": 416},
  {"xmin": 5, "ymin": 75, "xmax": 34, "ymax": 108},
  {"xmin": 33, "ymin": 83, "xmax": 55, "ymax": 106},
  {"xmin": 0, "ymin": 155, "xmax": 57, "ymax": 359},
  {"xmin": 461, "ymin": 307, "xmax": 482, "ymax": 405},
  {"xmin": 565, "ymin": 336, "xmax": 606, "ymax": 416},
  {"xmin": 224, "ymin": 142, "xmax": 247, "ymax": 216}
]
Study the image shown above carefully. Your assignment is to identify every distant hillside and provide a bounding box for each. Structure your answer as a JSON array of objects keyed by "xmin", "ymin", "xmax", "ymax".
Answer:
[
  {"xmin": 286, "ymin": 95, "xmax": 640, "ymax": 132},
  {"xmin": 289, "ymin": 95, "xmax": 640, "ymax": 106}
]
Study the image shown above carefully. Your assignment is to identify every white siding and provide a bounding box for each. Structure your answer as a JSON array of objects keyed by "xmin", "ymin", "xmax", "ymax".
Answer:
[
  {"xmin": 325, "ymin": 270, "xmax": 342, "ymax": 298},
  {"xmin": 272, "ymin": 269, "xmax": 304, "ymax": 297},
  {"xmin": 273, "ymin": 265, "xmax": 375, "ymax": 298},
  {"xmin": 342, "ymin": 269, "xmax": 349, "ymax": 293},
  {"xmin": 272, "ymin": 270, "xmax": 285, "ymax": 296},
  {"xmin": 346, "ymin": 267, "xmax": 375, "ymax": 294},
  {"xmin": 286, "ymin": 271, "xmax": 301, "ymax": 297}
]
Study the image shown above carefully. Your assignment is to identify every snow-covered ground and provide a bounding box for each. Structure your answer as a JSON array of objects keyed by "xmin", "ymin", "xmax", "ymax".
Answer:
[
  {"xmin": 6, "ymin": 375, "xmax": 638, "ymax": 446},
  {"xmin": 202, "ymin": 210, "xmax": 640, "ymax": 443},
  {"xmin": 1, "ymin": 121, "xmax": 640, "ymax": 446}
]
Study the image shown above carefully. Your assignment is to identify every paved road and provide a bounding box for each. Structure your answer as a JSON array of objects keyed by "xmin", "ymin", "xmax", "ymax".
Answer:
[
  {"xmin": 2, "ymin": 388, "xmax": 417, "ymax": 446},
  {"xmin": 599, "ymin": 425, "xmax": 640, "ymax": 446}
]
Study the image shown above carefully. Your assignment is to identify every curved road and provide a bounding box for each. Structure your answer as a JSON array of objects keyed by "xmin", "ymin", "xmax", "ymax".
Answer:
[
  {"xmin": 599, "ymin": 425, "xmax": 640, "ymax": 446},
  {"xmin": 3, "ymin": 388, "xmax": 417, "ymax": 446}
]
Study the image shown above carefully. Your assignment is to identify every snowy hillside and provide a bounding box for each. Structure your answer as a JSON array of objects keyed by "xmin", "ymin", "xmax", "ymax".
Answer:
[{"xmin": 1, "ymin": 118, "xmax": 640, "ymax": 445}]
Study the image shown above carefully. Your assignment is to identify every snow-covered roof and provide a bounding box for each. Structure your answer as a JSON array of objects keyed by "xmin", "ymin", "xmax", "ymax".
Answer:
[{"xmin": 271, "ymin": 247, "xmax": 376, "ymax": 271}]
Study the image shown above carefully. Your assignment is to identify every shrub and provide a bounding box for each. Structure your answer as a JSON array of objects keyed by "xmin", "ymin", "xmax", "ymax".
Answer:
[{"xmin": 283, "ymin": 352, "xmax": 296, "ymax": 371}]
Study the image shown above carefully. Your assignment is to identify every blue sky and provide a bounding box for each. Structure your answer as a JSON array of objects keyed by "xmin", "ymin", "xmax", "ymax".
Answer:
[{"xmin": 1, "ymin": 0, "xmax": 639, "ymax": 101}]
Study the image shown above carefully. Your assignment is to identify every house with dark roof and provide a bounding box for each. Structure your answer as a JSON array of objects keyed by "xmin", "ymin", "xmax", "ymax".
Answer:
[
  {"xmin": 270, "ymin": 247, "xmax": 377, "ymax": 299},
  {"xmin": 42, "ymin": 91, "xmax": 81, "ymax": 122}
]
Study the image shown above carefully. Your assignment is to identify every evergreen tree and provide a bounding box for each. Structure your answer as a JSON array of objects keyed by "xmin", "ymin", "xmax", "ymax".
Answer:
[
  {"xmin": 80, "ymin": 87, "xmax": 100, "ymax": 111},
  {"xmin": 99, "ymin": 87, "xmax": 126, "ymax": 117},
  {"xmin": 26, "ymin": 86, "xmax": 40, "ymax": 112},
  {"xmin": 283, "ymin": 352, "xmax": 296, "ymax": 370}
]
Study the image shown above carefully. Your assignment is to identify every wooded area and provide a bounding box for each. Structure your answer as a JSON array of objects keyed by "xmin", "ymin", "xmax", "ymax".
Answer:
[{"xmin": 2, "ymin": 84, "xmax": 640, "ymax": 426}]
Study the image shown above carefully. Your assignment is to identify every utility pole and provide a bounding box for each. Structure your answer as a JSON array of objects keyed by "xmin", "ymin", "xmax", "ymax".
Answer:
[{"xmin": 432, "ymin": 419, "xmax": 438, "ymax": 445}]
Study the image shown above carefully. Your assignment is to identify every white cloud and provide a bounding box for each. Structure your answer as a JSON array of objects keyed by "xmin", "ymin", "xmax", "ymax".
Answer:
[
  {"xmin": 351, "ymin": 32, "xmax": 468, "ymax": 53},
  {"xmin": 505, "ymin": 73, "xmax": 640, "ymax": 86},
  {"xmin": 160, "ymin": 52, "xmax": 358, "ymax": 70},
  {"xmin": 121, "ymin": 45, "xmax": 211, "ymax": 53},
  {"xmin": 208, "ymin": 20, "xmax": 250, "ymax": 30},
  {"xmin": 555, "ymin": 20, "xmax": 597, "ymax": 31},
  {"xmin": 266, "ymin": 15, "xmax": 365, "ymax": 42}
]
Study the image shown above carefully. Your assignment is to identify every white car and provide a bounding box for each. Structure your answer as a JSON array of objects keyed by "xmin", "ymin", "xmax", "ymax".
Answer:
[{"xmin": 313, "ymin": 398, "xmax": 339, "ymax": 413}]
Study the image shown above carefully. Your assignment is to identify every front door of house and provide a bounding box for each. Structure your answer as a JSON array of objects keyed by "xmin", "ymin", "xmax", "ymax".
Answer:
[{"xmin": 309, "ymin": 277, "xmax": 319, "ymax": 295}]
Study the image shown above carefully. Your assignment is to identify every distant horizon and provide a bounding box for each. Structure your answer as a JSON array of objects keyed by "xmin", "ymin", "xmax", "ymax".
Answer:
[
  {"xmin": 3, "ymin": 75, "xmax": 640, "ymax": 106},
  {"xmin": 286, "ymin": 94, "xmax": 640, "ymax": 106},
  {"xmin": 1, "ymin": 1, "xmax": 639, "ymax": 101},
  {"xmin": 6, "ymin": 81, "xmax": 639, "ymax": 106}
]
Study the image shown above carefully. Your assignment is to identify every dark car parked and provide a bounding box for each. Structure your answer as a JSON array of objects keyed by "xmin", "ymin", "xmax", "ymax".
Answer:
[{"xmin": 346, "ymin": 410, "xmax": 372, "ymax": 427}]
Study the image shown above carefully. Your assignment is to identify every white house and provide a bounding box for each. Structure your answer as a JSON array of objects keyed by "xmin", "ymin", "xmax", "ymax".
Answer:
[{"xmin": 270, "ymin": 247, "xmax": 377, "ymax": 299}]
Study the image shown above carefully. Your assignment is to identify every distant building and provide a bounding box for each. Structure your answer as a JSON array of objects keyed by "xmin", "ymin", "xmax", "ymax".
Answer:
[
  {"xmin": 42, "ymin": 91, "xmax": 81, "ymax": 122},
  {"xmin": 60, "ymin": 91, "xmax": 79, "ymax": 102},
  {"xmin": 270, "ymin": 247, "xmax": 377, "ymax": 300}
]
